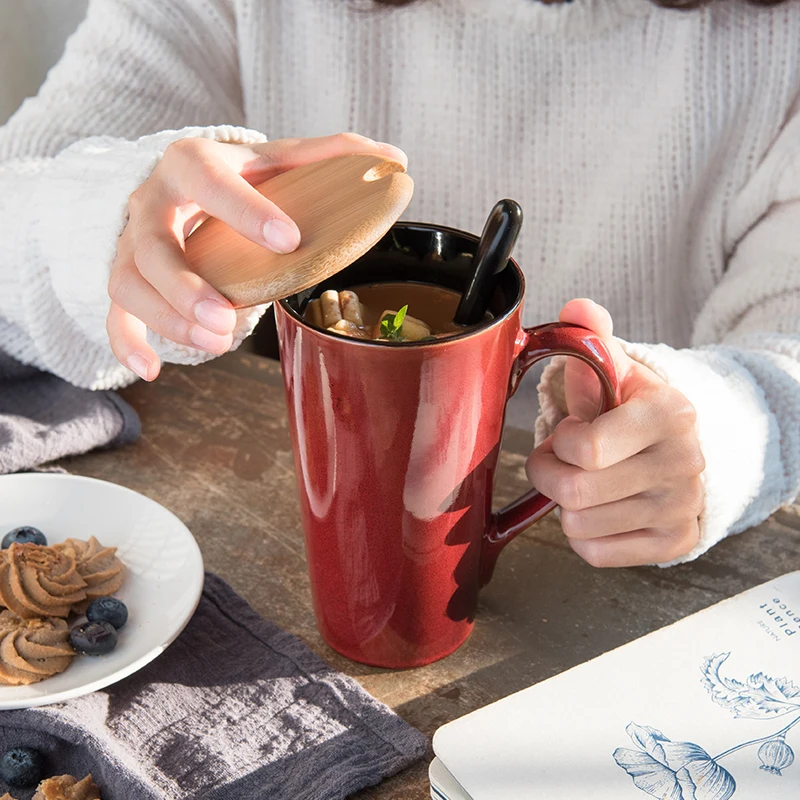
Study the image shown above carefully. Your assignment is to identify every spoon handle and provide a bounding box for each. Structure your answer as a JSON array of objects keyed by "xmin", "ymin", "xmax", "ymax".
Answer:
[{"xmin": 453, "ymin": 199, "xmax": 523, "ymax": 327}]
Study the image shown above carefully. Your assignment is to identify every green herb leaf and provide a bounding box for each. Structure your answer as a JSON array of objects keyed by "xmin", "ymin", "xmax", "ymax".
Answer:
[{"xmin": 380, "ymin": 305, "xmax": 409, "ymax": 341}]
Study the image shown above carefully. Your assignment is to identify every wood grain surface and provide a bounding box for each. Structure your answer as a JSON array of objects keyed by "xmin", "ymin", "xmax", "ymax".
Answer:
[
  {"xmin": 60, "ymin": 352, "xmax": 800, "ymax": 799},
  {"xmin": 185, "ymin": 154, "xmax": 414, "ymax": 308}
]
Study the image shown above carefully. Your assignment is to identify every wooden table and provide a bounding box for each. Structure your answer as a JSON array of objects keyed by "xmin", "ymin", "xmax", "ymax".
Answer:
[{"xmin": 63, "ymin": 352, "xmax": 800, "ymax": 799}]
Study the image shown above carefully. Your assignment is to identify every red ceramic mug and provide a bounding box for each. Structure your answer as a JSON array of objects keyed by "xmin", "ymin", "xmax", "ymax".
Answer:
[{"xmin": 275, "ymin": 223, "xmax": 619, "ymax": 668}]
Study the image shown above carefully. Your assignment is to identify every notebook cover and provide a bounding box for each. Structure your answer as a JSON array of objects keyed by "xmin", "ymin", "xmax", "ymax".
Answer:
[
  {"xmin": 432, "ymin": 571, "xmax": 800, "ymax": 800},
  {"xmin": 430, "ymin": 756, "xmax": 473, "ymax": 800}
]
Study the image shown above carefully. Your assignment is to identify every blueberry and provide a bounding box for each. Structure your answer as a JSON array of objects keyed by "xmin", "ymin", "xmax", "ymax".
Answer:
[
  {"xmin": 86, "ymin": 597, "xmax": 128, "ymax": 630},
  {"xmin": 0, "ymin": 747, "xmax": 45, "ymax": 788},
  {"xmin": 1, "ymin": 527, "xmax": 47, "ymax": 549},
  {"xmin": 70, "ymin": 621, "xmax": 118, "ymax": 656}
]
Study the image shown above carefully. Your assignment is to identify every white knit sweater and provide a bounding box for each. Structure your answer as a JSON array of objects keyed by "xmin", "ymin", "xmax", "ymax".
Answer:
[{"xmin": 0, "ymin": 0, "xmax": 798, "ymax": 564}]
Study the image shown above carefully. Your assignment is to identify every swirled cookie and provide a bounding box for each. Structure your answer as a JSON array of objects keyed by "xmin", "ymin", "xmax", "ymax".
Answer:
[
  {"xmin": 0, "ymin": 545, "xmax": 87, "ymax": 619},
  {"xmin": 33, "ymin": 775, "xmax": 101, "ymax": 800},
  {"xmin": 55, "ymin": 538, "xmax": 123, "ymax": 613},
  {"xmin": 0, "ymin": 611, "xmax": 74, "ymax": 685}
]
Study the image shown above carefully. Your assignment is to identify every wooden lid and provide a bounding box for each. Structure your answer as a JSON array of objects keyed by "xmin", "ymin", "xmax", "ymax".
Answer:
[{"xmin": 184, "ymin": 154, "xmax": 414, "ymax": 308}]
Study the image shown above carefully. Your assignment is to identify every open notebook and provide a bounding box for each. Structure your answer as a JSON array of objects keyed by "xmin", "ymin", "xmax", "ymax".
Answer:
[{"xmin": 430, "ymin": 571, "xmax": 800, "ymax": 800}]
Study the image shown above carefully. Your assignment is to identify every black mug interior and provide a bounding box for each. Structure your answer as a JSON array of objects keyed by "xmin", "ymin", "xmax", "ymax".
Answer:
[{"xmin": 280, "ymin": 222, "xmax": 524, "ymax": 342}]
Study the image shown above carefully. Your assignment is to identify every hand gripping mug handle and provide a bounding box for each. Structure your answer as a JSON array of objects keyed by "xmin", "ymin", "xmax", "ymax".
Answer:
[{"xmin": 480, "ymin": 322, "xmax": 621, "ymax": 587}]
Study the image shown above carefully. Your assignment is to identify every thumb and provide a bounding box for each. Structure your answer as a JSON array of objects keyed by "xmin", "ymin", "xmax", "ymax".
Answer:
[
  {"xmin": 559, "ymin": 298, "xmax": 614, "ymax": 341},
  {"xmin": 557, "ymin": 298, "xmax": 629, "ymax": 421}
]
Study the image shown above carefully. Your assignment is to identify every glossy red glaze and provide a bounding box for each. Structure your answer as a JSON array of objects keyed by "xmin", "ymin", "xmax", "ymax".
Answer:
[{"xmin": 275, "ymin": 229, "xmax": 619, "ymax": 668}]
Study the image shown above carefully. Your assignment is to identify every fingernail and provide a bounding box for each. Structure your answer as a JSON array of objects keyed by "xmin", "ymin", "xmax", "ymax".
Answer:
[
  {"xmin": 189, "ymin": 324, "xmax": 228, "ymax": 353},
  {"xmin": 377, "ymin": 142, "xmax": 408, "ymax": 165},
  {"xmin": 194, "ymin": 298, "xmax": 236, "ymax": 335},
  {"xmin": 262, "ymin": 219, "xmax": 300, "ymax": 254},
  {"xmin": 127, "ymin": 353, "xmax": 151, "ymax": 381}
]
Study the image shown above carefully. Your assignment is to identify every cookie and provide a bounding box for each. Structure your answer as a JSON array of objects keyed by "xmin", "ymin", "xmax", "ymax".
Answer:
[
  {"xmin": 0, "ymin": 611, "xmax": 74, "ymax": 686},
  {"xmin": 33, "ymin": 774, "xmax": 101, "ymax": 800},
  {"xmin": 0, "ymin": 545, "xmax": 86, "ymax": 619},
  {"xmin": 55, "ymin": 538, "xmax": 123, "ymax": 614}
]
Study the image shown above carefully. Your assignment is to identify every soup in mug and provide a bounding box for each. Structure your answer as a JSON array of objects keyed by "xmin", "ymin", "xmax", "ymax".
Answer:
[{"xmin": 304, "ymin": 281, "xmax": 490, "ymax": 342}]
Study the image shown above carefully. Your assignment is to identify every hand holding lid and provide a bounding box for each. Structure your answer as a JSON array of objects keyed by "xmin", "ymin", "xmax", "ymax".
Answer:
[{"xmin": 184, "ymin": 154, "xmax": 414, "ymax": 308}]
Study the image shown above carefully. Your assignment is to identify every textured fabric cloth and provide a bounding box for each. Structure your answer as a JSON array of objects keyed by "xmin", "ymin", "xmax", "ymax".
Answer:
[
  {"xmin": 0, "ymin": 0, "xmax": 799, "ymax": 564},
  {"xmin": 0, "ymin": 573, "xmax": 427, "ymax": 800},
  {"xmin": 0, "ymin": 351, "xmax": 140, "ymax": 474}
]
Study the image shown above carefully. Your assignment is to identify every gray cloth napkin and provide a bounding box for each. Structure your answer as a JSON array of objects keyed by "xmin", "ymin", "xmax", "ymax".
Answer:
[
  {"xmin": 0, "ymin": 573, "xmax": 428, "ymax": 800},
  {"xmin": 0, "ymin": 352, "xmax": 140, "ymax": 474}
]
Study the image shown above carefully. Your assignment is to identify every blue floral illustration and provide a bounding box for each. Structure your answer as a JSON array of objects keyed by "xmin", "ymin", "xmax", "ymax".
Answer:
[
  {"xmin": 614, "ymin": 653, "xmax": 800, "ymax": 799},
  {"xmin": 758, "ymin": 739, "xmax": 794, "ymax": 776},
  {"xmin": 614, "ymin": 723, "xmax": 736, "ymax": 800},
  {"xmin": 701, "ymin": 654, "xmax": 800, "ymax": 720}
]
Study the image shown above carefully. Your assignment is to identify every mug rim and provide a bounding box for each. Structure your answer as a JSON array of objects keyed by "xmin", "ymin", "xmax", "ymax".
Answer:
[{"xmin": 278, "ymin": 221, "xmax": 526, "ymax": 347}]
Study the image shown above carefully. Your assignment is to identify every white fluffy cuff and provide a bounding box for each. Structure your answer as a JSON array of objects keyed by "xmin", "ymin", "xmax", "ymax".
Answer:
[{"xmin": 29, "ymin": 125, "xmax": 269, "ymax": 389}]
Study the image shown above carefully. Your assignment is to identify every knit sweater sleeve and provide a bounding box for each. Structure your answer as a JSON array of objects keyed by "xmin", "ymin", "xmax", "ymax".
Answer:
[
  {"xmin": 535, "ymin": 97, "xmax": 800, "ymax": 566},
  {"xmin": 0, "ymin": 0, "xmax": 268, "ymax": 390}
]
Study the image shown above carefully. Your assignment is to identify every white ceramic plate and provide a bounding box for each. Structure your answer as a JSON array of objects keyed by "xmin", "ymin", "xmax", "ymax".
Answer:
[{"xmin": 0, "ymin": 473, "xmax": 204, "ymax": 709}]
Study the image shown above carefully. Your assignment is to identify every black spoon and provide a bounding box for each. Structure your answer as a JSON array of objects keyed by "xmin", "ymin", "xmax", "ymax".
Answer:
[{"xmin": 453, "ymin": 199, "xmax": 523, "ymax": 327}]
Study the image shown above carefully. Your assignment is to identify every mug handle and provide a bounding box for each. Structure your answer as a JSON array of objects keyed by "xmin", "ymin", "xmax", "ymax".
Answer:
[{"xmin": 479, "ymin": 322, "xmax": 621, "ymax": 587}]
